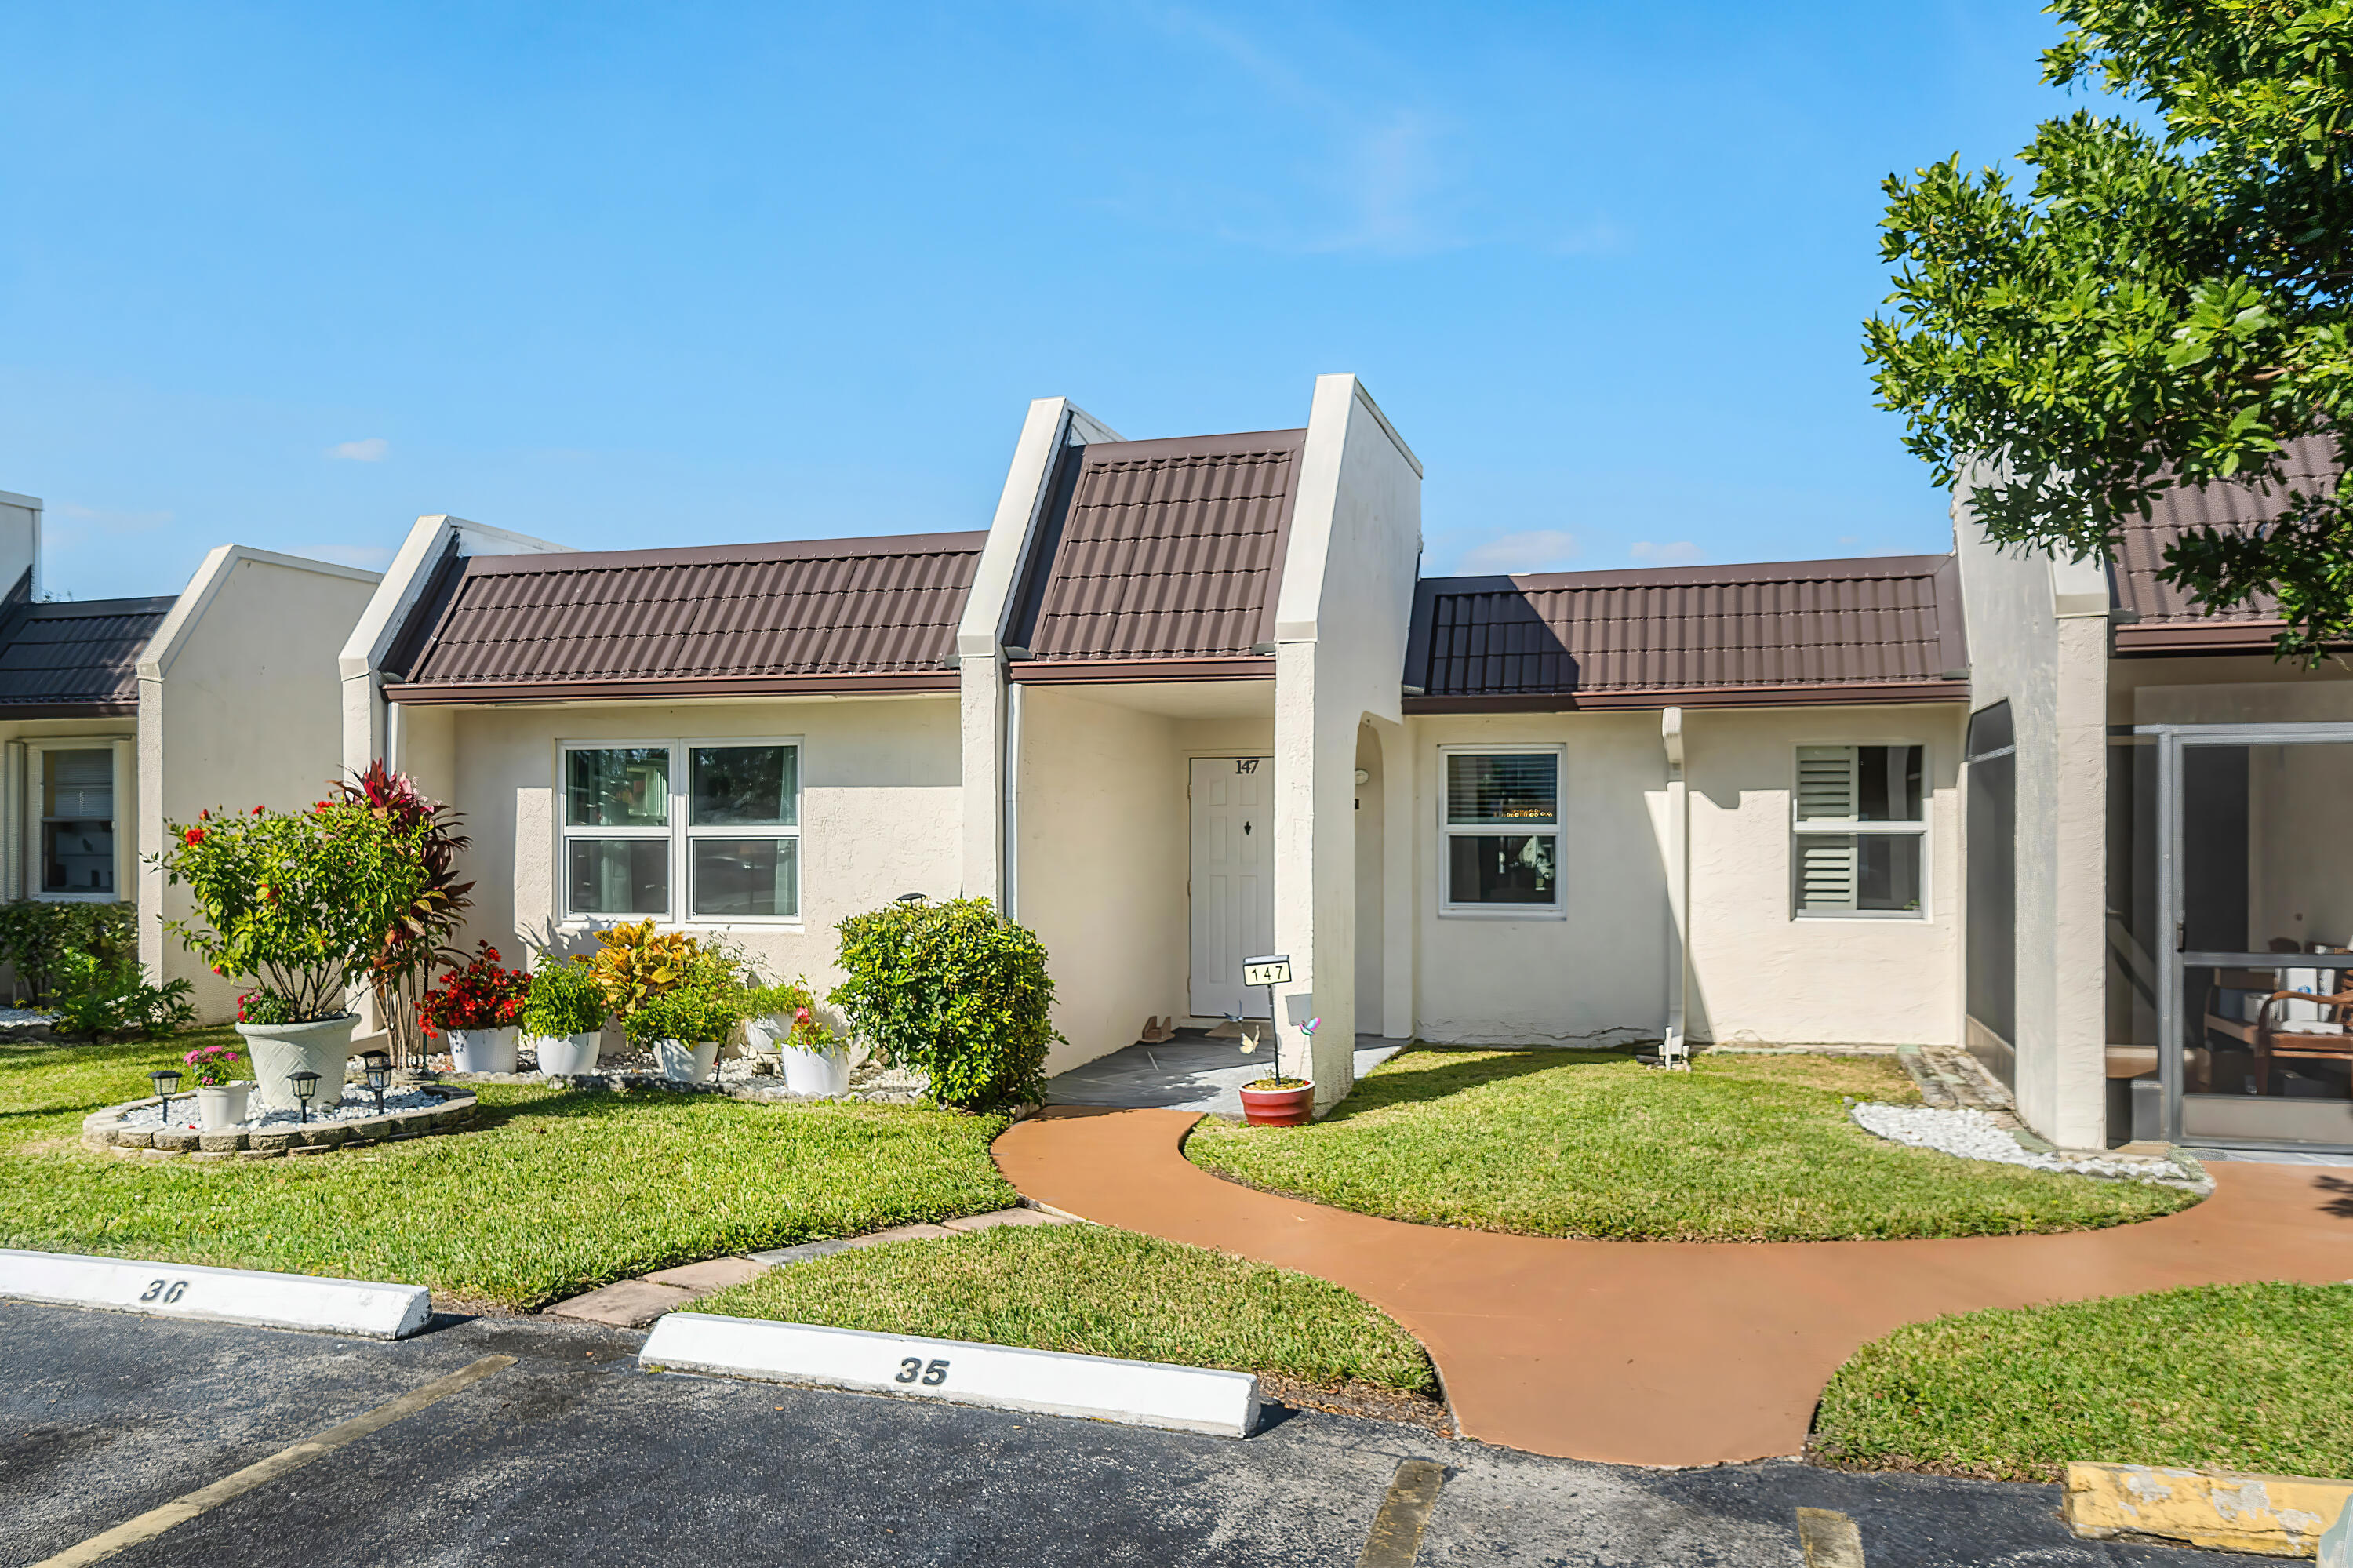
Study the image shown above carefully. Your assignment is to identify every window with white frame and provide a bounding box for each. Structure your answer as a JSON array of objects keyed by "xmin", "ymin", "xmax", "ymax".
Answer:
[
  {"xmin": 34, "ymin": 745, "xmax": 121, "ymax": 900},
  {"xmin": 1440, "ymin": 748, "xmax": 1562, "ymax": 912},
  {"xmin": 560, "ymin": 741, "xmax": 800, "ymax": 922},
  {"xmin": 1792, "ymin": 744, "xmax": 1926, "ymax": 918}
]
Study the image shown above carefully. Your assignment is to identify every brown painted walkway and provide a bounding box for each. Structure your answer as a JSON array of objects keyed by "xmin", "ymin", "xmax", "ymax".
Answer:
[{"xmin": 994, "ymin": 1108, "xmax": 2353, "ymax": 1467}]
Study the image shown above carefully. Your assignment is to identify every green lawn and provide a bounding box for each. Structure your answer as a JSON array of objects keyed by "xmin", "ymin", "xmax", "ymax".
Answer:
[
  {"xmin": 695, "ymin": 1223, "xmax": 1437, "ymax": 1395},
  {"xmin": 0, "ymin": 1031, "xmax": 1016, "ymax": 1309},
  {"xmin": 1185, "ymin": 1048, "xmax": 2196, "ymax": 1242},
  {"xmin": 1813, "ymin": 1282, "xmax": 2353, "ymax": 1480}
]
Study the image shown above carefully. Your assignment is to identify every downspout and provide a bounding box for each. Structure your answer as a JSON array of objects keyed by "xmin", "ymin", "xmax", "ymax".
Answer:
[
  {"xmin": 1660, "ymin": 706, "xmax": 1692, "ymax": 1069},
  {"xmin": 1002, "ymin": 681, "xmax": 1022, "ymax": 923}
]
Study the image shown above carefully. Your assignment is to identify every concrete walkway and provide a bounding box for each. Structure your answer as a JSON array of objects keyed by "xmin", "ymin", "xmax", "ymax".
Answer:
[
  {"xmin": 1047, "ymin": 1033, "xmax": 1406, "ymax": 1115},
  {"xmin": 995, "ymin": 1107, "xmax": 2353, "ymax": 1468}
]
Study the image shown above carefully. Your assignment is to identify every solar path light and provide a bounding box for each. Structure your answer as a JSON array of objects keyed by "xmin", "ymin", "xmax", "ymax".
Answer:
[
  {"xmin": 147, "ymin": 1068, "xmax": 183, "ymax": 1127},
  {"xmin": 289, "ymin": 1069, "xmax": 322, "ymax": 1123},
  {"xmin": 362, "ymin": 1055, "xmax": 392, "ymax": 1115}
]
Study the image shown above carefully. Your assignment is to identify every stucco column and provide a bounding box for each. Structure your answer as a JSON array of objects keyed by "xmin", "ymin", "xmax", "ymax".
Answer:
[
  {"xmin": 1273, "ymin": 642, "xmax": 1358, "ymax": 1106},
  {"xmin": 2046, "ymin": 612, "xmax": 2111, "ymax": 1148},
  {"xmin": 959, "ymin": 653, "xmax": 1006, "ymax": 908},
  {"xmin": 1373, "ymin": 714, "xmax": 1414, "ymax": 1039}
]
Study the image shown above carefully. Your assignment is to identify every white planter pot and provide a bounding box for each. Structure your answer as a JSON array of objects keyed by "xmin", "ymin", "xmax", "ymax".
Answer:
[
  {"xmin": 196, "ymin": 1081, "xmax": 253, "ymax": 1130},
  {"xmin": 446, "ymin": 1027, "xmax": 518, "ymax": 1075},
  {"xmin": 237, "ymin": 1015, "xmax": 359, "ymax": 1113},
  {"xmin": 653, "ymin": 1038, "xmax": 720, "ymax": 1083},
  {"xmin": 776, "ymin": 1042, "xmax": 852, "ymax": 1097},
  {"xmin": 742, "ymin": 1013, "xmax": 850, "ymax": 1095},
  {"xmin": 528, "ymin": 1032, "xmax": 602, "ymax": 1075}
]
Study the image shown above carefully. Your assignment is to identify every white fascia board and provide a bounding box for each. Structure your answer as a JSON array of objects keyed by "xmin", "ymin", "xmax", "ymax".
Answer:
[
  {"xmin": 956, "ymin": 398, "xmax": 1122, "ymax": 658},
  {"xmin": 338, "ymin": 515, "xmax": 573, "ymax": 681},
  {"xmin": 641, "ymin": 1313, "xmax": 1260, "ymax": 1437},
  {"xmin": 0, "ymin": 489, "xmax": 42, "ymax": 511},
  {"xmin": 141, "ymin": 545, "xmax": 386, "ymax": 683},
  {"xmin": 0, "ymin": 1248, "xmax": 431, "ymax": 1339}
]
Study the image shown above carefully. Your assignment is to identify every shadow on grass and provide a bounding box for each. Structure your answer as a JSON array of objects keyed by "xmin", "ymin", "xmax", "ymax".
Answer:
[{"xmin": 1322, "ymin": 1046, "xmax": 1635, "ymax": 1125}]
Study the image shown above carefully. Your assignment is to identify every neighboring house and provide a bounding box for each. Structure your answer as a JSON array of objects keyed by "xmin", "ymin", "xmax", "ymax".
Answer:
[
  {"xmin": 1956, "ymin": 438, "xmax": 2353, "ymax": 1155},
  {"xmin": 0, "ymin": 488, "xmax": 383, "ymax": 1017},
  {"xmin": 340, "ymin": 380, "xmax": 2353, "ymax": 1159}
]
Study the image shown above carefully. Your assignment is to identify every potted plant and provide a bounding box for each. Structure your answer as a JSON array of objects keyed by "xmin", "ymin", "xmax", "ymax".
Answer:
[
  {"xmin": 1236, "ymin": 1014, "xmax": 1317, "ymax": 1127},
  {"xmin": 741, "ymin": 979, "xmax": 851, "ymax": 1096},
  {"xmin": 184, "ymin": 1042, "xmax": 252, "ymax": 1130},
  {"xmin": 418, "ymin": 940, "xmax": 531, "ymax": 1073},
  {"xmin": 160, "ymin": 799, "xmax": 437, "ymax": 1113},
  {"xmin": 624, "ymin": 981, "xmax": 741, "ymax": 1083},
  {"xmin": 518, "ymin": 959, "xmax": 610, "ymax": 1075}
]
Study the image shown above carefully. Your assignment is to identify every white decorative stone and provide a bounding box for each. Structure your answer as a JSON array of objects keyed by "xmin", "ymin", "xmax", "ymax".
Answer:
[
  {"xmin": 639, "ymin": 1313, "xmax": 1260, "ymax": 1437},
  {"xmin": 0, "ymin": 1248, "xmax": 431, "ymax": 1338}
]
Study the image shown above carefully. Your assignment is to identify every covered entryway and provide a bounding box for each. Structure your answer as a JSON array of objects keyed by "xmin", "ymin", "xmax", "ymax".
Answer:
[{"xmin": 1189, "ymin": 755, "xmax": 1274, "ymax": 1018}]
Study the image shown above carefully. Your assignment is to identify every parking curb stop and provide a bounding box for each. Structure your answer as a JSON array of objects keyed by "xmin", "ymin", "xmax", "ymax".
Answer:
[
  {"xmin": 0, "ymin": 1248, "xmax": 431, "ymax": 1340},
  {"xmin": 2064, "ymin": 1461, "xmax": 2353, "ymax": 1557},
  {"xmin": 639, "ymin": 1313, "xmax": 1260, "ymax": 1437}
]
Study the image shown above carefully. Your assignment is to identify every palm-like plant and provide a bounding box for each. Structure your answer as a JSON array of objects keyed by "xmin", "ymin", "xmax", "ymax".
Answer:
[{"xmin": 330, "ymin": 761, "xmax": 475, "ymax": 1068}]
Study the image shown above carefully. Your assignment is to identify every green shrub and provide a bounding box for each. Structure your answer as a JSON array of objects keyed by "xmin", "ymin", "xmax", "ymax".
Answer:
[
  {"xmin": 519, "ymin": 961, "xmax": 611, "ymax": 1038},
  {"xmin": 830, "ymin": 897, "xmax": 1060, "ymax": 1111},
  {"xmin": 49, "ymin": 951, "xmax": 196, "ymax": 1039},
  {"xmin": 623, "ymin": 981, "xmax": 743, "ymax": 1048},
  {"xmin": 0, "ymin": 901, "xmax": 137, "ymax": 1003}
]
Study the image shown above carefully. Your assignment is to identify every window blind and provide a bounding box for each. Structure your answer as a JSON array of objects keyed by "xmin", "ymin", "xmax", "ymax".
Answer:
[{"xmin": 1446, "ymin": 753, "xmax": 1558, "ymax": 825}]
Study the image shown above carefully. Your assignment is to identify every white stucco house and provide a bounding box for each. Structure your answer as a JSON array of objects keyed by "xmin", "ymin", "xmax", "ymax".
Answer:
[
  {"xmin": 340, "ymin": 375, "xmax": 1976, "ymax": 1111},
  {"xmin": 336, "ymin": 380, "xmax": 2353, "ymax": 1159},
  {"xmin": 0, "ymin": 488, "xmax": 384, "ymax": 1016}
]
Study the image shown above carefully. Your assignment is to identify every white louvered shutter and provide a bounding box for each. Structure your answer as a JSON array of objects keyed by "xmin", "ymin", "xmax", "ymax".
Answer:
[{"xmin": 1795, "ymin": 746, "xmax": 1859, "ymax": 912}]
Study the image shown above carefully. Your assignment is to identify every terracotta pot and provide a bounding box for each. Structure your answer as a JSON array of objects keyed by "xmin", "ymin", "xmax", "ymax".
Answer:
[{"xmin": 1238, "ymin": 1080, "xmax": 1315, "ymax": 1127}]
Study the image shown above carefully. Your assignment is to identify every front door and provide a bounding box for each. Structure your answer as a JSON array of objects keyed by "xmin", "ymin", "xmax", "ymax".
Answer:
[{"xmin": 1190, "ymin": 756, "xmax": 1275, "ymax": 1019}]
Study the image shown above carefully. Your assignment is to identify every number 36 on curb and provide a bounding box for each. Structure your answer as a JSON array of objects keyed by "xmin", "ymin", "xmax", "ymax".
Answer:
[{"xmin": 895, "ymin": 1357, "xmax": 950, "ymax": 1387}]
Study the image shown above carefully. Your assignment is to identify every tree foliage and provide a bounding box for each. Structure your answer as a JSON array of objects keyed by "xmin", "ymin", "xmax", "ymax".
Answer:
[{"xmin": 1867, "ymin": 1, "xmax": 2353, "ymax": 660}]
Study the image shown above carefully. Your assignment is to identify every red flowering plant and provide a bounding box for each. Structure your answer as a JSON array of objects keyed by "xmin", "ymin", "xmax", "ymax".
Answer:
[
  {"xmin": 158, "ymin": 793, "xmax": 439, "ymax": 1026},
  {"xmin": 416, "ymin": 940, "xmax": 531, "ymax": 1038}
]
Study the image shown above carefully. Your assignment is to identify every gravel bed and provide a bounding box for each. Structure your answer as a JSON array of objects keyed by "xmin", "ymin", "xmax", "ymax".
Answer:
[
  {"xmin": 1850, "ymin": 1102, "xmax": 2186, "ymax": 1181},
  {"xmin": 123, "ymin": 1085, "xmax": 449, "ymax": 1133}
]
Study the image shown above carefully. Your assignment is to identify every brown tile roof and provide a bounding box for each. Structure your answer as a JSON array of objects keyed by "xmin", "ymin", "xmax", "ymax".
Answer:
[
  {"xmin": 1405, "ymin": 555, "xmax": 1969, "ymax": 711},
  {"xmin": 382, "ymin": 533, "xmax": 985, "ymax": 704},
  {"xmin": 1003, "ymin": 429, "xmax": 1304, "ymax": 677},
  {"xmin": 0, "ymin": 590, "xmax": 174, "ymax": 715},
  {"xmin": 2109, "ymin": 435, "xmax": 2336, "ymax": 652}
]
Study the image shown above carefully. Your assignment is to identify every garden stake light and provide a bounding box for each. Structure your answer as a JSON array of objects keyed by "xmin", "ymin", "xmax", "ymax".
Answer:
[
  {"xmin": 147, "ymin": 1068, "xmax": 183, "ymax": 1126},
  {"xmin": 363, "ymin": 1056, "xmax": 391, "ymax": 1115},
  {"xmin": 289, "ymin": 1069, "xmax": 321, "ymax": 1123}
]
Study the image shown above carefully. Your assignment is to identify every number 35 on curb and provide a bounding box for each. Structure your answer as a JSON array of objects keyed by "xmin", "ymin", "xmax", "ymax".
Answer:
[{"xmin": 895, "ymin": 1357, "xmax": 950, "ymax": 1388}]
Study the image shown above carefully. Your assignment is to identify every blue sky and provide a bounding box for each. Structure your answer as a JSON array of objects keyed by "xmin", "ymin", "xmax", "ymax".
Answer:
[{"xmin": 0, "ymin": 2, "xmax": 2091, "ymax": 600}]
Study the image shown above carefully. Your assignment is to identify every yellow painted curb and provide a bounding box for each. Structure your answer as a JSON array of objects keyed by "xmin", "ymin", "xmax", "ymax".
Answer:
[{"xmin": 2064, "ymin": 1462, "xmax": 2353, "ymax": 1557}]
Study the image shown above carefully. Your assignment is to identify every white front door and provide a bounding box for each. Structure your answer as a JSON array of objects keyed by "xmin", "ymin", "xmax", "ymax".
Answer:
[{"xmin": 1190, "ymin": 756, "xmax": 1275, "ymax": 1019}]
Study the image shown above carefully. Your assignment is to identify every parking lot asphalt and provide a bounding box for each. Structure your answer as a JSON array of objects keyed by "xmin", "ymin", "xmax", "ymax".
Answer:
[{"xmin": 0, "ymin": 1300, "xmax": 2252, "ymax": 1567}]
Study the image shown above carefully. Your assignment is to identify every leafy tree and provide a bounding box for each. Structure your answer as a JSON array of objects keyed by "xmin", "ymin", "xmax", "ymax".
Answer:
[{"xmin": 1867, "ymin": 2, "xmax": 2353, "ymax": 660}]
